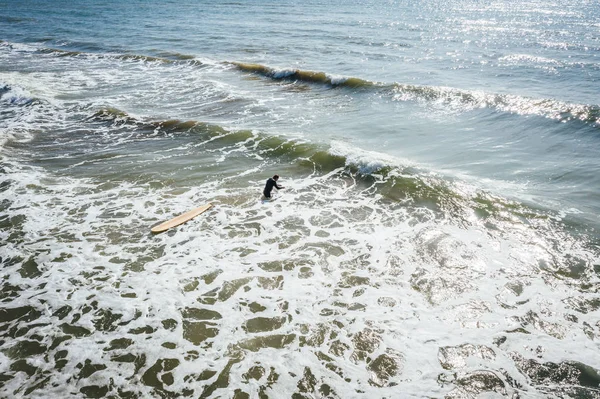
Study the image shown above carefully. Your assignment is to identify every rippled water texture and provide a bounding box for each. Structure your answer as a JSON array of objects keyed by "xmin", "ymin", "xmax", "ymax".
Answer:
[{"xmin": 1, "ymin": 0, "xmax": 599, "ymax": 398}]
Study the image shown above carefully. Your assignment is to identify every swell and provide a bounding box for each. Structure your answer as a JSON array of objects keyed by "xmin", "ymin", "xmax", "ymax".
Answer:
[
  {"xmin": 7, "ymin": 41, "xmax": 600, "ymax": 127},
  {"xmin": 87, "ymin": 107, "xmax": 598, "ymax": 239},
  {"xmin": 6, "ymin": 101, "xmax": 599, "ymax": 271},
  {"xmin": 81, "ymin": 107, "xmax": 471, "ymax": 219},
  {"xmin": 36, "ymin": 47, "xmax": 205, "ymax": 66},
  {"xmin": 230, "ymin": 61, "xmax": 600, "ymax": 126}
]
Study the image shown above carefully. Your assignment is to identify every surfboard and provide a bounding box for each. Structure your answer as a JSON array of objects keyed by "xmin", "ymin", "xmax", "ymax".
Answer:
[{"xmin": 151, "ymin": 203, "xmax": 213, "ymax": 233}]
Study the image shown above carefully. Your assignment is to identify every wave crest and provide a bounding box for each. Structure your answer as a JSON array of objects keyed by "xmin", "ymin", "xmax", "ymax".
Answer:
[{"xmin": 228, "ymin": 62, "xmax": 373, "ymax": 88}]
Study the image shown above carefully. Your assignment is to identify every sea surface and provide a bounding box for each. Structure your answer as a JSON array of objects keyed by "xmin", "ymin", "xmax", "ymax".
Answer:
[{"xmin": 1, "ymin": 0, "xmax": 599, "ymax": 397}]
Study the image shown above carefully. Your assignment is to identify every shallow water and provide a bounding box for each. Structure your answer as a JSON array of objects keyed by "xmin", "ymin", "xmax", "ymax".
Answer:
[{"xmin": 1, "ymin": 0, "xmax": 599, "ymax": 398}]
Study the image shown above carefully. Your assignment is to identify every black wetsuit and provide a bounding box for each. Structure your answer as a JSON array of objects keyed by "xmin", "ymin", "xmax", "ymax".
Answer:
[{"xmin": 263, "ymin": 178, "xmax": 281, "ymax": 198}]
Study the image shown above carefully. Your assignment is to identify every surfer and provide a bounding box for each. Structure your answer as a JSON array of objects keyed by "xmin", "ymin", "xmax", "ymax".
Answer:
[{"xmin": 263, "ymin": 174, "xmax": 284, "ymax": 199}]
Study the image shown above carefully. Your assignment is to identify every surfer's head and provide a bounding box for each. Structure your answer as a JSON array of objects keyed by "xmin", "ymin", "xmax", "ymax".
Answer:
[{"xmin": 273, "ymin": 174, "xmax": 279, "ymax": 180}]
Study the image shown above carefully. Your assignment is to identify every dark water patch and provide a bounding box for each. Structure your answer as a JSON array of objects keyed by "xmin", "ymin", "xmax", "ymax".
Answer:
[
  {"xmin": 76, "ymin": 359, "xmax": 107, "ymax": 379},
  {"xmin": 3, "ymin": 322, "xmax": 46, "ymax": 341},
  {"xmin": 242, "ymin": 365, "xmax": 265, "ymax": 381},
  {"xmin": 162, "ymin": 319, "xmax": 178, "ymax": 331},
  {"xmin": 257, "ymin": 275, "xmax": 284, "ymax": 290},
  {"xmin": 338, "ymin": 274, "xmax": 371, "ymax": 288},
  {"xmin": 129, "ymin": 325, "xmax": 156, "ymax": 335},
  {"xmin": 199, "ymin": 355, "xmax": 244, "ymax": 399},
  {"xmin": 199, "ymin": 269, "xmax": 222, "ymax": 286},
  {"xmin": 18, "ymin": 256, "xmax": 41, "ymax": 279},
  {"xmin": 233, "ymin": 389, "xmax": 250, "ymax": 398},
  {"xmin": 351, "ymin": 328, "xmax": 381, "ymax": 362},
  {"xmin": 141, "ymin": 358, "xmax": 180, "ymax": 393},
  {"xmin": 105, "ymin": 338, "xmax": 133, "ymax": 351},
  {"xmin": 0, "ymin": 282, "xmax": 23, "ymax": 303},
  {"xmin": 300, "ymin": 324, "xmax": 331, "ymax": 348},
  {"xmin": 4, "ymin": 340, "xmax": 47, "ymax": 359},
  {"xmin": 1, "ymin": 310, "xmax": 43, "ymax": 336},
  {"xmin": 184, "ymin": 368, "xmax": 218, "ymax": 385},
  {"xmin": 367, "ymin": 352, "xmax": 403, "ymax": 387},
  {"xmin": 216, "ymin": 277, "xmax": 253, "ymax": 302},
  {"xmin": 54, "ymin": 348, "xmax": 68, "ymax": 369},
  {"xmin": 59, "ymin": 323, "xmax": 91, "ymax": 337},
  {"xmin": 0, "ymin": 199, "xmax": 10, "ymax": 216},
  {"xmin": 79, "ymin": 385, "xmax": 110, "ymax": 398},
  {"xmin": 0, "ymin": 180, "xmax": 15, "ymax": 196},
  {"xmin": 152, "ymin": 119, "xmax": 199, "ymax": 132},
  {"xmin": 245, "ymin": 301, "xmax": 267, "ymax": 313},
  {"xmin": 0, "ymin": 305, "xmax": 37, "ymax": 323},
  {"xmin": 49, "ymin": 335, "xmax": 71, "ymax": 351},
  {"xmin": 92, "ymin": 309, "xmax": 123, "ymax": 332},
  {"xmin": 448, "ymin": 371, "xmax": 507, "ymax": 397},
  {"xmin": 293, "ymin": 366, "xmax": 340, "ymax": 398},
  {"xmin": 182, "ymin": 321, "xmax": 219, "ymax": 345},
  {"xmin": 511, "ymin": 353, "xmax": 600, "ymax": 396},
  {"xmin": 563, "ymin": 296, "xmax": 600, "ymax": 314},
  {"xmin": 10, "ymin": 359, "xmax": 38, "ymax": 377},
  {"xmin": 110, "ymin": 353, "xmax": 137, "ymax": 363},
  {"xmin": 183, "ymin": 269, "xmax": 223, "ymax": 292},
  {"xmin": 182, "ymin": 307, "xmax": 222, "ymax": 320},
  {"xmin": 22, "ymin": 375, "xmax": 52, "ymax": 396},
  {"xmin": 237, "ymin": 333, "xmax": 296, "ymax": 352},
  {"xmin": 182, "ymin": 278, "xmax": 200, "ymax": 293},
  {"xmin": 243, "ymin": 316, "xmax": 287, "ymax": 333}
]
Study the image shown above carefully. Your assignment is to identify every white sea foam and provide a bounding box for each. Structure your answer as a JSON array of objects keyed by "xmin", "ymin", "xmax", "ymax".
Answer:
[
  {"xmin": 2, "ymin": 154, "xmax": 598, "ymax": 398},
  {"xmin": 0, "ymin": 81, "xmax": 62, "ymax": 148},
  {"xmin": 270, "ymin": 68, "xmax": 296, "ymax": 79},
  {"xmin": 327, "ymin": 74, "xmax": 348, "ymax": 85},
  {"xmin": 329, "ymin": 140, "xmax": 416, "ymax": 174}
]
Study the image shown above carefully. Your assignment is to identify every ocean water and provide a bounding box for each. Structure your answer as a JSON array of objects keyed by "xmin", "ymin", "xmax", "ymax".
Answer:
[{"xmin": 1, "ymin": 0, "xmax": 599, "ymax": 397}]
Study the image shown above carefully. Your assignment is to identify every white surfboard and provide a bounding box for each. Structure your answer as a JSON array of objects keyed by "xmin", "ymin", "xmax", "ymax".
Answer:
[{"xmin": 151, "ymin": 203, "xmax": 212, "ymax": 233}]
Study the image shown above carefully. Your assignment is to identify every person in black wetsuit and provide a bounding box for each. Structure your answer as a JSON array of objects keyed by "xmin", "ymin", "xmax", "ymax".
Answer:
[{"xmin": 263, "ymin": 174, "xmax": 284, "ymax": 199}]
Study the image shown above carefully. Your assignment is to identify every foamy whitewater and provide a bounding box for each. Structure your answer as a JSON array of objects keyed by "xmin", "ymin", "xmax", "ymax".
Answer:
[{"xmin": 1, "ymin": 0, "xmax": 599, "ymax": 398}]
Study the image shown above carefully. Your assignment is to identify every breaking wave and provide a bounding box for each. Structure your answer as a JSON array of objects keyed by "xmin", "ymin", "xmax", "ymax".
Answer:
[{"xmin": 7, "ymin": 41, "xmax": 597, "ymax": 127}]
